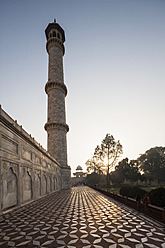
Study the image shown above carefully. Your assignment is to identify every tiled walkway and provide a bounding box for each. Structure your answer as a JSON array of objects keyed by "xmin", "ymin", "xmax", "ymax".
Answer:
[{"xmin": 0, "ymin": 186, "xmax": 165, "ymax": 248}]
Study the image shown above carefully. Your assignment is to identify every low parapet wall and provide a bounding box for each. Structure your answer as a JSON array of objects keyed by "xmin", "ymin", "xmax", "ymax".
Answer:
[{"xmin": 91, "ymin": 187, "xmax": 165, "ymax": 224}]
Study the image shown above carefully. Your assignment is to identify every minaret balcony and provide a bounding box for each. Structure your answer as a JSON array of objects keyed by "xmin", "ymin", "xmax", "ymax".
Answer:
[
  {"xmin": 46, "ymin": 37, "xmax": 65, "ymax": 55},
  {"xmin": 44, "ymin": 122, "xmax": 69, "ymax": 132},
  {"xmin": 45, "ymin": 81, "xmax": 67, "ymax": 96}
]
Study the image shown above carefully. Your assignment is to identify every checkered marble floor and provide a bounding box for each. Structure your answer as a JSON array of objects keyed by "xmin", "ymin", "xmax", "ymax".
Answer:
[{"xmin": 0, "ymin": 186, "xmax": 165, "ymax": 248}]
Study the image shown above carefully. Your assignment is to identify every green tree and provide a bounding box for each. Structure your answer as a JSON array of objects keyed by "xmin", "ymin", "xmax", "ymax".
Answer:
[
  {"xmin": 99, "ymin": 134, "xmax": 123, "ymax": 186},
  {"xmin": 138, "ymin": 147, "xmax": 165, "ymax": 185},
  {"xmin": 102, "ymin": 134, "xmax": 123, "ymax": 185},
  {"xmin": 127, "ymin": 159, "xmax": 141, "ymax": 184},
  {"xmin": 85, "ymin": 172, "xmax": 100, "ymax": 186},
  {"xmin": 110, "ymin": 158, "xmax": 141, "ymax": 185},
  {"xmin": 85, "ymin": 172, "xmax": 106, "ymax": 187},
  {"xmin": 86, "ymin": 134, "xmax": 123, "ymax": 187},
  {"xmin": 85, "ymin": 146, "xmax": 104, "ymax": 175},
  {"xmin": 110, "ymin": 158, "xmax": 129, "ymax": 184}
]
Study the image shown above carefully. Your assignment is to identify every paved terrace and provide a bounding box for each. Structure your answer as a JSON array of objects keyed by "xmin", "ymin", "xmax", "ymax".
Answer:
[{"xmin": 0, "ymin": 186, "xmax": 165, "ymax": 248}]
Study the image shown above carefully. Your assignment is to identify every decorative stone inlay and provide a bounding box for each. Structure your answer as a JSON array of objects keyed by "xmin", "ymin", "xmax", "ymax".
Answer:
[
  {"xmin": 22, "ymin": 147, "xmax": 32, "ymax": 161},
  {"xmin": 0, "ymin": 186, "xmax": 165, "ymax": 247},
  {"xmin": 45, "ymin": 81, "xmax": 67, "ymax": 96},
  {"xmin": 44, "ymin": 122, "xmax": 69, "ymax": 132},
  {"xmin": 2, "ymin": 162, "xmax": 18, "ymax": 177},
  {"xmin": 1, "ymin": 135, "xmax": 18, "ymax": 154}
]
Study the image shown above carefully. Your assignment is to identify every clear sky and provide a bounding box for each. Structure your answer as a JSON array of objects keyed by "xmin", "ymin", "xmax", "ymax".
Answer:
[{"xmin": 0, "ymin": 0, "xmax": 165, "ymax": 175}]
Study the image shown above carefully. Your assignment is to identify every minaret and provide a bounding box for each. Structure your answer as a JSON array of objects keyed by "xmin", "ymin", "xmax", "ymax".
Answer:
[{"xmin": 44, "ymin": 20, "xmax": 69, "ymax": 171}]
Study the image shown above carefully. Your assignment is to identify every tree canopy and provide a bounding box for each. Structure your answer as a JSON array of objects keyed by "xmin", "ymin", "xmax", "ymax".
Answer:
[
  {"xmin": 138, "ymin": 146, "xmax": 165, "ymax": 184},
  {"xmin": 86, "ymin": 138, "xmax": 165, "ymax": 186},
  {"xmin": 86, "ymin": 133, "xmax": 123, "ymax": 186},
  {"xmin": 110, "ymin": 158, "xmax": 141, "ymax": 184}
]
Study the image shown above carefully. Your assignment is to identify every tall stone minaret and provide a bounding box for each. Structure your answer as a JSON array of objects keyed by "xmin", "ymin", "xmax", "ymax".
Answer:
[{"xmin": 44, "ymin": 20, "xmax": 70, "ymax": 188}]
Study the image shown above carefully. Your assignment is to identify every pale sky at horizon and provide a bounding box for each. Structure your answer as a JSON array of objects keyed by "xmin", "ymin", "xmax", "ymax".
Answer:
[{"xmin": 0, "ymin": 0, "xmax": 165, "ymax": 175}]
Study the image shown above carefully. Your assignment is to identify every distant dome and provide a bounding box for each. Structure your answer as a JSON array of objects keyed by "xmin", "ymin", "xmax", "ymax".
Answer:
[{"xmin": 76, "ymin": 165, "xmax": 83, "ymax": 171}]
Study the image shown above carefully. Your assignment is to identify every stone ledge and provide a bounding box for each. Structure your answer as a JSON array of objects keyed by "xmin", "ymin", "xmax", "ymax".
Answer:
[
  {"xmin": 44, "ymin": 122, "xmax": 69, "ymax": 132},
  {"xmin": 45, "ymin": 81, "xmax": 67, "ymax": 96}
]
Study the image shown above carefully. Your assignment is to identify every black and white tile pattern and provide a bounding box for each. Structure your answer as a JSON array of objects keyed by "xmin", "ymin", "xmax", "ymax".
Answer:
[{"xmin": 0, "ymin": 186, "xmax": 165, "ymax": 247}]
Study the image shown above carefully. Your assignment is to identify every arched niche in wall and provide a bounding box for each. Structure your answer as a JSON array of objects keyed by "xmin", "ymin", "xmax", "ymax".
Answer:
[
  {"xmin": 47, "ymin": 176, "xmax": 52, "ymax": 193},
  {"xmin": 50, "ymin": 176, "xmax": 52, "ymax": 192},
  {"xmin": 35, "ymin": 172, "xmax": 41, "ymax": 198},
  {"xmin": 56, "ymin": 177, "xmax": 60, "ymax": 191},
  {"xmin": 53, "ymin": 177, "xmax": 57, "ymax": 191},
  {"xmin": 42, "ymin": 174, "xmax": 47, "ymax": 195},
  {"xmin": 23, "ymin": 169, "xmax": 32, "ymax": 202},
  {"xmin": 2, "ymin": 167, "xmax": 18, "ymax": 209}
]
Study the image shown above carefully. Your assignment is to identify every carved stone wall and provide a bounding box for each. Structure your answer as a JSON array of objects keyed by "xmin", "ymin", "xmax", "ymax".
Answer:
[
  {"xmin": 2, "ymin": 166, "xmax": 18, "ymax": 209},
  {"xmin": 35, "ymin": 171, "xmax": 41, "ymax": 198},
  {"xmin": 42, "ymin": 174, "xmax": 47, "ymax": 195},
  {"xmin": 0, "ymin": 106, "xmax": 70, "ymax": 212},
  {"xmin": 22, "ymin": 169, "xmax": 32, "ymax": 202}
]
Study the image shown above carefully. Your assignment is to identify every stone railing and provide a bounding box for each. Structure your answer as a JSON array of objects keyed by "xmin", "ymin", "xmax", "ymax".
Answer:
[{"xmin": 91, "ymin": 187, "xmax": 165, "ymax": 224}]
